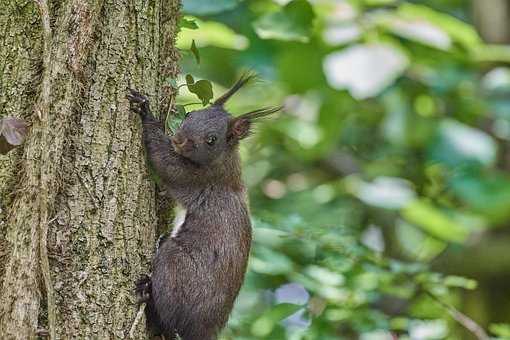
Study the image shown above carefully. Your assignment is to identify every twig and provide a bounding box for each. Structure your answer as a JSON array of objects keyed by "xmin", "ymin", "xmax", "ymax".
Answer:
[
  {"xmin": 356, "ymin": 245, "xmax": 491, "ymax": 340},
  {"xmin": 182, "ymin": 102, "xmax": 203, "ymax": 107},
  {"xmin": 284, "ymin": 212, "xmax": 491, "ymax": 340},
  {"xmin": 129, "ymin": 302, "xmax": 146, "ymax": 339},
  {"xmin": 426, "ymin": 291, "xmax": 490, "ymax": 340}
]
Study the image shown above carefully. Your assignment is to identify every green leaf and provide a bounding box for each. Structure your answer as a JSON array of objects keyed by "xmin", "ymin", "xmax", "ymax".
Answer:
[
  {"xmin": 396, "ymin": 220, "xmax": 447, "ymax": 261},
  {"xmin": 177, "ymin": 19, "xmax": 249, "ymax": 51},
  {"xmin": 167, "ymin": 105, "xmax": 187, "ymax": 133},
  {"xmin": 183, "ymin": 0, "xmax": 243, "ymax": 15},
  {"xmin": 429, "ymin": 119, "xmax": 497, "ymax": 167},
  {"xmin": 451, "ymin": 171, "xmax": 510, "ymax": 223},
  {"xmin": 489, "ymin": 323, "xmax": 510, "ymax": 338},
  {"xmin": 251, "ymin": 247, "xmax": 294, "ymax": 275},
  {"xmin": 305, "ymin": 265, "xmax": 345, "ymax": 286},
  {"xmin": 187, "ymin": 79, "xmax": 213, "ymax": 106},
  {"xmin": 253, "ymin": 0, "xmax": 315, "ymax": 43},
  {"xmin": 443, "ymin": 275, "xmax": 477, "ymax": 290},
  {"xmin": 323, "ymin": 44, "xmax": 409, "ymax": 99},
  {"xmin": 175, "ymin": 104, "xmax": 187, "ymax": 116},
  {"xmin": 190, "ymin": 40, "xmax": 200, "ymax": 64},
  {"xmin": 345, "ymin": 176, "xmax": 416, "ymax": 210},
  {"xmin": 383, "ymin": 17, "xmax": 451, "ymax": 50},
  {"xmin": 253, "ymin": 225, "xmax": 288, "ymax": 247},
  {"xmin": 401, "ymin": 200, "xmax": 470, "ymax": 243},
  {"xmin": 179, "ymin": 17, "xmax": 198, "ymax": 30},
  {"xmin": 389, "ymin": 260, "xmax": 426, "ymax": 274},
  {"xmin": 185, "ymin": 74, "xmax": 195, "ymax": 85},
  {"xmin": 364, "ymin": 0, "xmax": 397, "ymax": 5},
  {"xmin": 397, "ymin": 3, "xmax": 482, "ymax": 51},
  {"xmin": 474, "ymin": 44, "xmax": 510, "ymax": 63},
  {"xmin": 251, "ymin": 303, "xmax": 303, "ymax": 337}
]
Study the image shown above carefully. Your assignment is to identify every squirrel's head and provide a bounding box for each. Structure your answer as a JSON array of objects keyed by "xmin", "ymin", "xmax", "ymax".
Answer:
[{"xmin": 171, "ymin": 74, "xmax": 281, "ymax": 166}]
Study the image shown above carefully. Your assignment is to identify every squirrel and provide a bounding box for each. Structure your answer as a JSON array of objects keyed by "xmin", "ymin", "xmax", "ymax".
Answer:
[{"xmin": 127, "ymin": 75, "xmax": 281, "ymax": 340}]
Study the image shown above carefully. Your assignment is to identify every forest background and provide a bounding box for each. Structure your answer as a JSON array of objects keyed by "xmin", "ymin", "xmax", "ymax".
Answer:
[{"xmin": 176, "ymin": 0, "xmax": 510, "ymax": 339}]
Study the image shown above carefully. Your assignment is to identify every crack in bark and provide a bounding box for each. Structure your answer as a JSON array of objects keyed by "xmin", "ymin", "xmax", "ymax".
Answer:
[{"xmin": 34, "ymin": 0, "xmax": 57, "ymax": 338}]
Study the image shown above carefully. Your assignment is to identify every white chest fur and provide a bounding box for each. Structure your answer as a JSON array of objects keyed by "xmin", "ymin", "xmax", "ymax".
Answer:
[{"xmin": 171, "ymin": 203, "xmax": 187, "ymax": 238}]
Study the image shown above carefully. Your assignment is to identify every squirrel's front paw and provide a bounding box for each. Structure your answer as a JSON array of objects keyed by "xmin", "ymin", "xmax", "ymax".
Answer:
[
  {"xmin": 135, "ymin": 274, "xmax": 152, "ymax": 304},
  {"xmin": 127, "ymin": 89, "xmax": 150, "ymax": 117}
]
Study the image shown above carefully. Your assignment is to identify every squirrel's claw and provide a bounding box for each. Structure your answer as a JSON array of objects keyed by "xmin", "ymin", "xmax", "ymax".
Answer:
[
  {"xmin": 135, "ymin": 274, "xmax": 152, "ymax": 304},
  {"xmin": 127, "ymin": 89, "xmax": 150, "ymax": 117},
  {"xmin": 126, "ymin": 88, "xmax": 147, "ymax": 103},
  {"xmin": 128, "ymin": 104, "xmax": 142, "ymax": 115}
]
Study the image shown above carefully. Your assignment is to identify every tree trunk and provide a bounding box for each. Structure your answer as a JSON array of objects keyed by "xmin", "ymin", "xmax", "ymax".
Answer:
[
  {"xmin": 0, "ymin": 0, "xmax": 179, "ymax": 338},
  {"xmin": 473, "ymin": 0, "xmax": 510, "ymax": 44}
]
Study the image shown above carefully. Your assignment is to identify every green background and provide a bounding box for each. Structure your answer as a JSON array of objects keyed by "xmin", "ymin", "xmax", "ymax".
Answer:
[{"xmin": 174, "ymin": 0, "xmax": 510, "ymax": 338}]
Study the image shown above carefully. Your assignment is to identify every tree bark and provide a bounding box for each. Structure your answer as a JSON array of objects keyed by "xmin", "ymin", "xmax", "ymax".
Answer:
[
  {"xmin": 473, "ymin": 0, "xmax": 510, "ymax": 44},
  {"xmin": 0, "ymin": 0, "xmax": 180, "ymax": 338}
]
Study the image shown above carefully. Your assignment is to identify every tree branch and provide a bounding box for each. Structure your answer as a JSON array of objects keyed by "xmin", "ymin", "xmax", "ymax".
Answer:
[
  {"xmin": 426, "ymin": 291, "xmax": 490, "ymax": 340},
  {"xmin": 129, "ymin": 303, "xmax": 146, "ymax": 338}
]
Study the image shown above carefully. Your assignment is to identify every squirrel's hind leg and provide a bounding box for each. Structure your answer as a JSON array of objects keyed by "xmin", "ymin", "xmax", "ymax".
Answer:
[
  {"xmin": 134, "ymin": 275, "xmax": 169, "ymax": 338},
  {"xmin": 135, "ymin": 274, "xmax": 151, "ymax": 303}
]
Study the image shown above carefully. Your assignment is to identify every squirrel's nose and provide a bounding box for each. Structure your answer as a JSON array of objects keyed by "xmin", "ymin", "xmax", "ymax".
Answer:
[{"xmin": 171, "ymin": 134, "xmax": 188, "ymax": 149}]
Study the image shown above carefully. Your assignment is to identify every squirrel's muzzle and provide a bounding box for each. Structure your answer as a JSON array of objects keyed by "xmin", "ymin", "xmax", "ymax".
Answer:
[{"xmin": 171, "ymin": 134, "xmax": 193, "ymax": 154}]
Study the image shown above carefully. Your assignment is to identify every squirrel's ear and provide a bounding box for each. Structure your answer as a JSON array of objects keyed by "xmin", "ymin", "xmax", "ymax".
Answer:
[
  {"xmin": 228, "ymin": 118, "xmax": 251, "ymax": 142},
  {"xmin": 227, "ymin": 106, "xmax": 282, "ymax": 143}
]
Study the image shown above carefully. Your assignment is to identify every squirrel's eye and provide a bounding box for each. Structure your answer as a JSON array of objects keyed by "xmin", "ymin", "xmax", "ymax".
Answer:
[{"xmin": 206, "ymin": 135, "xmax": 217, "ymax": 146}]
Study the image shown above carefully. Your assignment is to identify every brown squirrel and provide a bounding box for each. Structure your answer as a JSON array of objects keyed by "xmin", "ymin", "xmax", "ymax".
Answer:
[{"xmin": 127, "ymin": 75, "xmax": 281, "ymax": 340}]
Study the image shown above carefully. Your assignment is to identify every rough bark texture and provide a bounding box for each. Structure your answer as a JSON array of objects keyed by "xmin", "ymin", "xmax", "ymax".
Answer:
[{"xmin": 0, "ymin": 0, "xmax": 179, "ymax": 338}]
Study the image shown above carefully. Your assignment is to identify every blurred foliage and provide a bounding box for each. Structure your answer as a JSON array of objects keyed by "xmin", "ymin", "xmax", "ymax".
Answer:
[{"xmin": 173, "ymin": 0, "xmax": 510, "ymax": 338}]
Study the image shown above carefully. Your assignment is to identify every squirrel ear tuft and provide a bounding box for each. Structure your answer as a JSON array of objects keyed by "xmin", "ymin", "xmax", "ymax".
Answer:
[
  {"xmin": 227, "ymin": 106, "xmax": 282, "ymax": 143},
  {"xmin": 213, "ymin": 72, "xmax": 257, "ymax": 107},
  {"xmin": 237, "ymin": 106, "xmax": 282, "ymax": 121}
]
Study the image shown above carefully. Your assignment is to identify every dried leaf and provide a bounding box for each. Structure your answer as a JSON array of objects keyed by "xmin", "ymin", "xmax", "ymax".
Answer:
[{"xmin": 0, "ymin": 117, "xmax": 28, "ymax": 154}]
